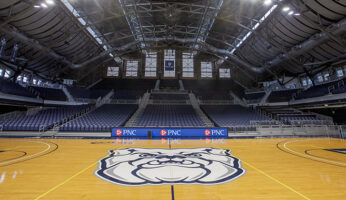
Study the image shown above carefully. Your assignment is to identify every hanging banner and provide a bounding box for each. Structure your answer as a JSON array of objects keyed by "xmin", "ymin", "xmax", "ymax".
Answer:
[{"xmin": 164, "ymin": 60, "xmax": 175, "ymax": 71}]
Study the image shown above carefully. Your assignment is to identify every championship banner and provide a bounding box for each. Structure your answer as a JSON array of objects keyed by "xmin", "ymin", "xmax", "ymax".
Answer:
[
  {"xmin": 111, "ymin": 128, "xmax": 228, "ymax": 137},
  {"xmin": 164, "ymin": 60, "xmax": 174, "ymax": 71}
]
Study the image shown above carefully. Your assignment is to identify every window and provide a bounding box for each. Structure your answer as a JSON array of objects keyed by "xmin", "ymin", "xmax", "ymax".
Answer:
[
  {"xmin": 307, "ymin": 77, "xmax": 312, "ymax": 85},
  {"xmin": 0, "ymin": 68, "xmax": 3, "ymax": 77},
  {"xmin": 33, "ymin": 79, "xmax": 37, "ymax": 85},
  {"xmin": 4, "ymin": 69, "xmax": 11, "ymax": 78},
  {"xmin": 145, "ymin": 52, "xmax": 157, "ymax": 77},
  {"xmin": 107, "ymin": 66, "xmax": 119, "ymax": 77},
  {"xmin": 302, "ymin": 78, "xmax": 307, "ymax": 86},
  {"xmin": 201, "ymin": 62, "xmax": 212, "ymax": 78},
  {"xmin": 16, "ymin": 75, "xmax": 23, "ymax": 82},
  {"xmin": 336, "ymin": 68, "xmax": 343, "ymax": 77},
  {"xmin": 164, "ymin": 49, "xmax": 175, "ymax": 77},
  {"xmin": 182, "ymin": 53, "xmax": 194, "ymax": 78},
  {"xmin": 23, "ymin": 75, "xmax": 28, "ymax": 83},
  {"xmin": 317, "ymin": 73, "xmax": 323, "ymax": 83},
  {"xmin": 219, "ymin": 68, "xmax": 231, "ymax": 78},
  {"xmin": 323, "ymin": 72, "xmax": 329, "ymax": 81},
  {"xmin": 126, "ymin": 61, "xmax": 138, "ymax": 77},
  {"xmin": 38, "ymin": 80, "xmax": 42, "ymax": 86}
]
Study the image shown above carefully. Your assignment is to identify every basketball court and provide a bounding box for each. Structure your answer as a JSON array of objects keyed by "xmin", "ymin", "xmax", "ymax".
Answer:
[{"xmin": 0, "ymin": 137, "xmax": 345, "ymax": 200}]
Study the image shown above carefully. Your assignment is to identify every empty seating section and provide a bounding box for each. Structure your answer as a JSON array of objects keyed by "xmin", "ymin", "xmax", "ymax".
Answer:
[
  {"xmin": 92, "ymin": 79, "xmax": 155, "ymax": 91},
  {"xmin": 89, "ymin": 89, "xmax": 110, "ymax": 99},
  {"xmin": 60, "ymin": 104, "xmax": 137, "ymax": 132},
  {"xmin": 278, "ymin": 114, "xmax": 317, "ymax": 125},
  {"xmin": 244, "ymin": 92, "xmax": 265, "ymax": 103},
  {"xmin": 194, "ymin": 90, "xmax": 230, "ymax": 100},
  {"xmin": 268, "ymin": 89, "xmax": 298, "ymax": 102},
  {"xmin": 0, "ymin": 78, "xmax": 37, "ymax": 98},
  {"xmin": 67, "ymin": 86, "xmax": 90, "ymax": 99},
  {"xmin": 184, "ymin": 80, "xmax": 242, "ymax": 100},
  {"xmin": 159, "ymin": 80, "xmax": 179, "ymax": 90},
  {"xmin": 202, "ymin": 105, "xmax": 271, "ymax": 130},
  {"xmin": 295, "ymin": 80, "xmax": 344, "ymax": 100},
  {"xmin": 136, "ymin": 105, "xmax": 205, "ymax": 127},
  {"xmin": 332, "ymin": 85, "xmax": 346, "ymax": 94},
  {"xmin": 30, "ymin": 86, "xmax": 67, "ymax": 101},
  {"xmin": 150, "ymin": 93, "xmax": 188, "ymax": 100},
  {"xmin": 67, "ymin": 86, "xmax": 110, "ymax": 99},
  {"xmin": 114, "ymin": 90, "xmax": 145, "ymax": 99},
  {"xmin": 0, "ymin": 106, "xmax": 88, "ymax": 131},
  {"xmin": 264, "ymin": 108, "xmax": 332, "ymax": 125}
]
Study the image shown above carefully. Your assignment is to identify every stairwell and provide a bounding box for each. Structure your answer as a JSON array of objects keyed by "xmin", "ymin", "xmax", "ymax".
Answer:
[
  {"xmin": 62, "ymin": 86, "xmax": 75, "ymax": 102},
  {"xmin": 125, "ymin": 92, "xmax": 151, "ymax": 127},
  {"xmin": 260, "ymin": 90, "xmax": 272, "ymax": 105},
  {"xmin": 188, "ymin": 93, "xmax": 214, "ymax": 127},
  {"xmin": 41, "ymin": 90, "xmax": 115, "ymax": 136},
  {"xmin": 96, "ymin": 89, "xmax": 114, "ymax": 108},
  {"xmin": 229, "ymin": 91, "xmax": 247, "ymax": 107}
]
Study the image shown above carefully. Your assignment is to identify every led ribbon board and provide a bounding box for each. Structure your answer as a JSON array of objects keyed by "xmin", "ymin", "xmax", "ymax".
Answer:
[{"xmin": 111, "ymin": 128, "xmax": 228, "ymax": 137}]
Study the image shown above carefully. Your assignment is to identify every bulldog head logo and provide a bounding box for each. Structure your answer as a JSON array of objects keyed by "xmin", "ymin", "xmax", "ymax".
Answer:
[{"xmin": 95, "ymin": 147, "xmax": 245, "ymax": 186}]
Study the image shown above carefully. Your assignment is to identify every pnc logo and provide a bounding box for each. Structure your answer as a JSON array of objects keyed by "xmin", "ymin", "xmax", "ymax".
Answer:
[
  {"xmin": 116, "ymin": 129, "xmax": 122, "ymax": 136},
  {"xmin": 204, "ymin": 129, "xmax": 211, "ymax": 136},
  {"xmin": 160, "ymin": 129, "xmax": 167, "ymax": 136}
]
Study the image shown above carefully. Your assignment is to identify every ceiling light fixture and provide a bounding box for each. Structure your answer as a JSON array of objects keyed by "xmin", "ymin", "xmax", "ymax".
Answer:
[
  {"xmin": 282, "ymin": 6, "xmax": 290, "ymax": 12},
  {"xmin": 264, "ymin": 0, "xmax": 272, "ymax": 6},
  {"xmin": 46, "ymin": 0, "xmax": 55, "ymax": 5},
  {"xmin": 34, "ymin": 5, "xmax": 41, "ymax": 8},
  {"xmin": 288, "ymin": 11, "xmax": 294, "ymax": 15},
  {"xmin": 41, "ymin": 3, "xmax": 48, "ymax": 8}
]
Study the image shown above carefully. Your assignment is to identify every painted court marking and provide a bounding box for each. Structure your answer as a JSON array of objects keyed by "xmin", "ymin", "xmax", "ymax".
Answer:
[
  {"xmin": 283, "ymin": 139, "xmax": 346, "ymax": 166},
  {"xmin": 0, "ymin": 140, "xmax": 52, "ymax": 166},
  {"xmin": 226, "ymin": 151, "xmax": 311, "ymax": 200},
  {"xmin": 33, "ymin": 145, "xmax": 125, "ymax": 200}
]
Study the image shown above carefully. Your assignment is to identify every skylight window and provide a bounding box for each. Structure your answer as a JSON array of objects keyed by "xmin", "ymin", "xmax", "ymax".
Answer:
[
  {"xmin": 231, "ymin": 4, "xmax": 278, "ymax": 54},
  {"xmin": 60, "ymin": 0, "xmax": 113, "ymax": 56},
  {"xmin": 145, "ymin": 52, "xmax": 157, "ymax": 77},
  {"xmin": 201, "ymin": 62, "xmax": 213, "ymax": 78},
  {"xmin": 182, "ymin": 53, "xmax": 194, "ymax": 78},
  {"xmin": 107, "ymin": 66, "xmax": 119, "ymax": 77},
  {"xmin": 219, "ymin": 68, "xmax": 231, "ymax": 78},
  {"xmin": 126, "ymin": 61, "xmax": 138, "ymax": 77}
]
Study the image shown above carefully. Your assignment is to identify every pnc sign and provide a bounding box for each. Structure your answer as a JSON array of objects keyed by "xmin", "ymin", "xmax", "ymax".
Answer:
[
  {"xmin": 160, "ymin": 129, "xmax": 167, "ymax": 136},
  {"xmin": 112, "ymin": 128, "xmax": 227, "ymax": 137}
]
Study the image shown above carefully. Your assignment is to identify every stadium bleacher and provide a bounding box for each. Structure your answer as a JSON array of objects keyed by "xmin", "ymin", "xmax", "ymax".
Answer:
[
  {"xmin": 136, "ymin": 104, "xmax": 205, "ymax": 127},
  {"xmin": 150, "ymin": 93, "xmax": 188, "ymax": 100},
  {"xmin": 244, "ymin": 91, "xmax": 265, "ymax": 103},
  {"xmin": 30, "ymin": 86, "xmax": 67, "ymax": 101},
  {"xmin": 0, "ymin": 105, "xmax": 88, "ymax": 131},
  {"xmin": 0, "ymin": 78, "xmax": 38, "ymax": 98},
  {"xmin": 60, "ymin": 104, "xmax": 137, "ymax": 132},
  {"xmin": 267, "ymin": 89, "xmax": 298, "ymax": 102},
  {"xmin": 201, "ymin": 105, "xmax": 272, "ymax": 130}
]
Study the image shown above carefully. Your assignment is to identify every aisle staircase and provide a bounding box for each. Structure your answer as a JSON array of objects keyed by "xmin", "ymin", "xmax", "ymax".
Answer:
[
  {"xmin": 125, "ymin": 92, "xmax": 151, "ymax": 127},
  {"xmin": 189, "ymin": 93, "xmax": 214, "ymax": 127}
]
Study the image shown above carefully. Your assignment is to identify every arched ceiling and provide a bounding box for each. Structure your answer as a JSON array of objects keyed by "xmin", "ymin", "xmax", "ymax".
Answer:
[{"xmin": 0, "ymin": 0, "xmax": 345, "ymax": 83}]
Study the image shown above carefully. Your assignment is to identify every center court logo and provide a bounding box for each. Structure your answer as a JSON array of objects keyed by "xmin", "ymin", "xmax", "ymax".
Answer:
[{"xmin": 95, "ymin": 147, "xmax": 246, "ymax": 186}]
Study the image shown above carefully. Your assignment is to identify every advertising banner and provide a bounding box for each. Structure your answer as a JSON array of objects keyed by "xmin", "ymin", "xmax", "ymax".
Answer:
[{"xmin": 111, "ymin": 128, "xmax": 228, "ymax": 137}]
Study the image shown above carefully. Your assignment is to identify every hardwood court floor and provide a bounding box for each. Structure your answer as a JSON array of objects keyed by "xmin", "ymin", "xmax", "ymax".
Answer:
[{"xmin": 0, "ymin": 137, "xmax": 345, "ymax": 200}]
